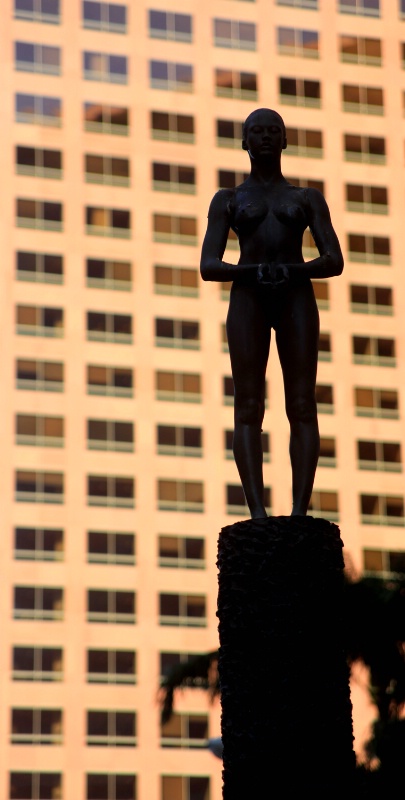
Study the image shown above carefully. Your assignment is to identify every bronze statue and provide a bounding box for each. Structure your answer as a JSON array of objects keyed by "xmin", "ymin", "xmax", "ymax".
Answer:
[{"xmin": 200, "ymin": 108, "xmax": 343, "ymax": 518}]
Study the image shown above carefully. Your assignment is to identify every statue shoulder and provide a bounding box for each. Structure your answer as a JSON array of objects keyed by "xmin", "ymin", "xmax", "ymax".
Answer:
[{"xmin": 207, "ymin": 188, "xmax": 235, "ymax": 220}]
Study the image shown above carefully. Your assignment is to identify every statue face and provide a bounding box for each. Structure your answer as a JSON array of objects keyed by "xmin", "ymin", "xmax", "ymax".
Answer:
[{"xmin": 243, "ymin": 110, "xmax": 286, "ymax": 158}]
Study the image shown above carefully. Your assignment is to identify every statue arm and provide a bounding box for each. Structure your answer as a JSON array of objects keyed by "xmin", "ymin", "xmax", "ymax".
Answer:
[
  {"xmin": 288, "ymin": 188, "xmax": 344, "ymax": 280},
  {"xmin": 200, "ymin": 190, "xmax": 259, "ymax": 282}
]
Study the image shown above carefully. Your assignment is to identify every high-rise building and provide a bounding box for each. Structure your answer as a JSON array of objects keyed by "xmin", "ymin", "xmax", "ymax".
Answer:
[{"xmin": 1, "ymin": 0, "xmax": 405, "ymax": 797}]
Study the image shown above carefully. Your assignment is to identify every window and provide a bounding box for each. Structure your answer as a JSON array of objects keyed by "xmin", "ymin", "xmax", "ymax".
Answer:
[
  {"xmin": 158, "ymin": 480, "xmax": 204, "ymax": 512},
  {"xmin": 85, "ymin": 155, "xmax": 130, "ymax": 186},
  {"xmin": 160, "ymin": 652, "xmax": 205, "ymax": 680},
  {"xmin": 342, "ymin": 84, "xmax": 383, "ymax": 114},
  {"xmin": 286, "ymin": 176, "xmax": 325, "ymax": 193},
  {"xmin": 153, "ymin": 214, "xmax": 197, "ymax": 245},
  {"xmin": 86, "ymin": 312, "xmax": 132, "ymax": 343},
  {"xmin": 401, "ymin": 42, "xmax": 405, "ymax": 68},
  {"xmin": 86, "ymin": 206, "xmax": 131, "ymax": 237},
  {"xmin": 340, "ymin": 35, "xmax": 381, "ymax": 65},
  {"xmin": 83, "ymin": 51, "xmax": 127, "ymax": 83},
  {"xmin": 87, "ymin": 589, "xmax": 136, "ymax": 623},
  {"xmin": 348, "ymin": 234, "xmax": 390, "ymax": 264},
  {"xmin": 285, "ymin": 127, "xmax": 323, "ymax": 157},
  {"xmin": 87, "ymin": 419, "xmax": 134, "ymax": 451},
  {"xmin": 354, "ymin": 387, "xmax": 399, "ymax": 418},
  {"xmin": 16, "ymin": 199, "xmax": 63, "ymax": 231},
  {"xmin": 157, "ymin": 426, "xmax": 202, "ymax": 456},
  {"xmin": 155, "ymin": 318, "xmax": 200, "ymax": 349},
  {"xmin": 16, "ymin": 146, "xmax": 62, "ymax": 179},
  {"xmin": 10, "ymin": 772, "xmax": 62, "ymax": 799},
  {"xmin": 84, "ymin": 103, "xmax": 129, "ymax": 135},
  {"xmin": 308, "ymin": 490, "xmax": 339, "ymax": 521},
  {"xmin": 13, "ymin": 647, "xmax": 63, "ymax": 681},
  {"xmin": 16, "ymin": 359, "xmax": 64, "ymax": 392},
  {"xmin": 16, "ymin": 93, "xmax": 61, "ymax": 126},
  {"xmin": 350, "ymin": 285, "xmax": 393, "ymax": 314},
  {"xmin": 277, "ymin": 0, "xmax": 318, "ymax": 7},
  {"xmin": 215, "ymin": 69, "xmax": 257, "ymax": 100},
  {"xmin": 16, "ymin": 304, "xmax": 63, "ymax": 337},
  {"xmin": 279, "ymin": 77, "xmax": 321, "ymax": 108},
  {"xmin": 302, "ymin": 229, "xmax": 318, "ymax": 258},
  {"xmin": 87, "ymin": 364, "xmax": 133, "ymax": 397},
  {"xmin": 16, "ymin": 414, "xmax": 64, "ymax": 447},
  {"xmin": 87, "ymin": 475, "xmax": 135, "ymax": 507},
  {"xmin": 15, "ymin": 471, "xmax": 64, "ymax": 503},
  {"xmin": 346, "ymin": 184, "xmax": 388, "ymax": 214},
  {"xmin": 156, "ymin": 371, "xmax": 202, "ymax": 403},
  {"xmin": 159, "ymin": 594, "xmax": 206, "ymax": 626},
  {"xmin": 154, "ymin": 265, "xmax": 198, "ymax": 297},
  {"xmin": 316, "ymin": 384, "xmax": 334, "ymax": 413},
  {"xmin": 213, "ymin": 19, "xmax": 256, "ymax": 50},
  {"xmin": 87, "ymin": 711, "xmax": 137, "ymax": 746},
  {"xmin": 218, "ymin": 170, "xmax": 249, "ymax": 189},
  {"xmin": 312, "ymin": 280, "xmax": 329, "ymax": 309},
  {"xmin": 360, "ymin": 495, "xmax": 404, "ymax": 526},
  {"xmin": 161, "ymin": 713, "xmax": 208, "ymax": 747},
  {"xmin": 402, "ymin": 0, "xmax": 405, "ymax": 20},
  {"xmin": 87, "ymin": 774, "xmax": 137, "ymax": 799},
  {"xmin": 221, "ymin": 323, "xmax": 228, "ymax": 351},
  {"xmin": 16, "ymin": 251, "xmax": 63, "ymax": 285},
  {"xmin": 319, "ymin": 437, "xmax": 336, "ymax": 467},
  {"xmin": 338, "ymin": 0, "xmax": 380, "ymax": 16},
  {"xmin": 14, "ymin": 527, "xmax": 63, "ymax": 560},
  {"xmin": 11, "ymin": 709, "xmax": 62, "ymax": 745},
  {"xmin": 87, "ymin": 650, "xmax": 136, "ymax": 684},
  {"xmin": 13, "ymin": 586, "xmax": 63, "ymax": 620},
  {"xmin": 344, "ymin": 133, "xmax": 385, "ymax": 164},
  {"xmin": 158, "ymin": 536, "xmax": 205, "ymax": 568},
  {"xmin": 151, "ymin": 111, "xmax": 194, "ymax": 143},
  {"xmin": 14, "ymin": 0, "xmax": 60, "ymax": 22},
  {"xmin": 223, "ymin": 375, "xmax": 234, "ymax": 405},
  {"xmin": 216, "ymin": 118, "xmax": 243, "ymax": 148},
  {"xmin": 87, "ymin": 531, "xmax": 135, "ymax": 565},
  {"xmin": 318, "ymin": 332, "xmax": 332, "ymax": 361},
  {"xmin": 357, "ymin": 441, "xmax": 402, "ymax": 472},
  {"xmin": 86, "ymin": 258, "xmax": 132, "ymax": 290},
  {"xmin": 83, "ymin": 2, "xmax": 127, "ymax": 33},
  {"xmin": 153, "ymin": 162, "xmax": 196, "ymax": 194},
  {"xmin": 226, "ymin": 484, "xmax": 271, "ymax": 514},
  {"xmin": 150, "ymin": 60, "xmax": 193, "ymax": 92},
  {"xmin": 225, "ymin": 429, "xmax": 270, "ymax": 461},
  {"xmin": 149, "ymin": 10, "xmax": 192, "ymax": 42},
  {"xmin": 161, "ymin": 776, "xmax": 210, "ymax": 800},
  {"xmin": 15, "ymin": 41, "xmax": 60, "ymax": 74},
  {"xmin": 363, "ymin": 549, "xmax": 405, "ymax": 577},
  {"xmin": 277, "ymin": 27, "xmax": 319, "ymax": 58},
  {"xmin": 352, "ymin": 336, "xmax": 396, "ymax": 366}
]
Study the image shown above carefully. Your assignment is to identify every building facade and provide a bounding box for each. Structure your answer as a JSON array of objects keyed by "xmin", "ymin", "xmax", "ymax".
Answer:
[{"xmin": 1, "ymin": 0, "xmax": 405, "ymax": 797}]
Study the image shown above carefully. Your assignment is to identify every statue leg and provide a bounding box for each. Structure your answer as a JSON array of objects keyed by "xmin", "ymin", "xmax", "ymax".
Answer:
[
  {"xmin": 275, "ymin": 283, "xmax": 320, "ymax": 516},
  {"xmin": 227, "ymin": 286, "xmax": 270, "ymax": 519}
]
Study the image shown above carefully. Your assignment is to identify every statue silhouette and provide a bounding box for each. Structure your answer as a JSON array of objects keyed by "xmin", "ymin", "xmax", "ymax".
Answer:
[{"xmin": 200, "ymin": 108, "xmax": 343, "ymax": 517}]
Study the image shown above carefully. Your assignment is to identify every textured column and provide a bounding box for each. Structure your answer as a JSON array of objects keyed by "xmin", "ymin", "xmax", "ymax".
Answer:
[{"xmin": 217, "ymin": 516, "xmax": 355, "ymax": 798}]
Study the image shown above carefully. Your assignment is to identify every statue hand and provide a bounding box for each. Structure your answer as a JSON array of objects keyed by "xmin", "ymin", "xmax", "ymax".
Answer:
[{"xmin": 257, "ymin": 263, "xmax": 289, "ymax": 287}]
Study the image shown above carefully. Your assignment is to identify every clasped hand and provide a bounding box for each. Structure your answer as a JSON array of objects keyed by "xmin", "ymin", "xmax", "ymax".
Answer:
[{"xmin": 257, "ymin": 263, "xmax": 289, "ymax": 287}]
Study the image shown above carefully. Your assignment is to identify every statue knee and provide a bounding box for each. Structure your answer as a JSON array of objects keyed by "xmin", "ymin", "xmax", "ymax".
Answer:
[
  {"xmin": 286, "ymin": 395, "xmax": 317, "ymax": 425},
  {"xmin": 235, "ymin": 397, "xmax": 264, "ymax": 426}
]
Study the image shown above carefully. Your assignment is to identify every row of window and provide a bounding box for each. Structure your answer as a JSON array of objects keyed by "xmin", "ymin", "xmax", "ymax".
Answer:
[
  {"xmin": 9, "ymin": 771, "xmax": 208, "ymax": 800},
  {"xmin": 16, "ymin": 1, "xmax": 402, "ymax": 28},
  {"xmin": 16, "ymin": 30, "xmax": 405, "ymax": 65},
  {"xmin": 15, "ymin": 146, "xmax": 394, "ymax": 218},
  {"xmin": 14, "ymin": 360, "xmax": 401, "ymax": 419},
  {"xmin": 12, "ymin": 473, "xmax": 405, "ymax": 524}
]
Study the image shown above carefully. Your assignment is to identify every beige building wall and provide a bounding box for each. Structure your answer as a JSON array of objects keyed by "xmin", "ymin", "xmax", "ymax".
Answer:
[{"xmin": 1, "ymin": 0, "xmax": 405, "ymax": 797}]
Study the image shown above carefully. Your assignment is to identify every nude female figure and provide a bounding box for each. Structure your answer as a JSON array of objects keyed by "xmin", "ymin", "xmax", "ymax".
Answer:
[{"xmin": 200, "ymin": 108, "xmax": 343, "ymax": 519}]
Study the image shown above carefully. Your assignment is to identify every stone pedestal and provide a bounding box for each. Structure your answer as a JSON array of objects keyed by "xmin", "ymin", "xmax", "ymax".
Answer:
[{"xmin": 217, "ymin": 516, "xmax": 355, "ymax": 797}]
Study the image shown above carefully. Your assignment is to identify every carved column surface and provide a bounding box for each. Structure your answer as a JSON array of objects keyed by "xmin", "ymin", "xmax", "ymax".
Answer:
[{"xmin": 217, "ymin": 515, "xmax": 355, "ymax": 798}]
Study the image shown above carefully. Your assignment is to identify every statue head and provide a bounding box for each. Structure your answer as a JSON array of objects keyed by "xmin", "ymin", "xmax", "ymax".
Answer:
[{"xmin": 242, "ymin": 108, "xmax": 287, "ymax": 158}]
